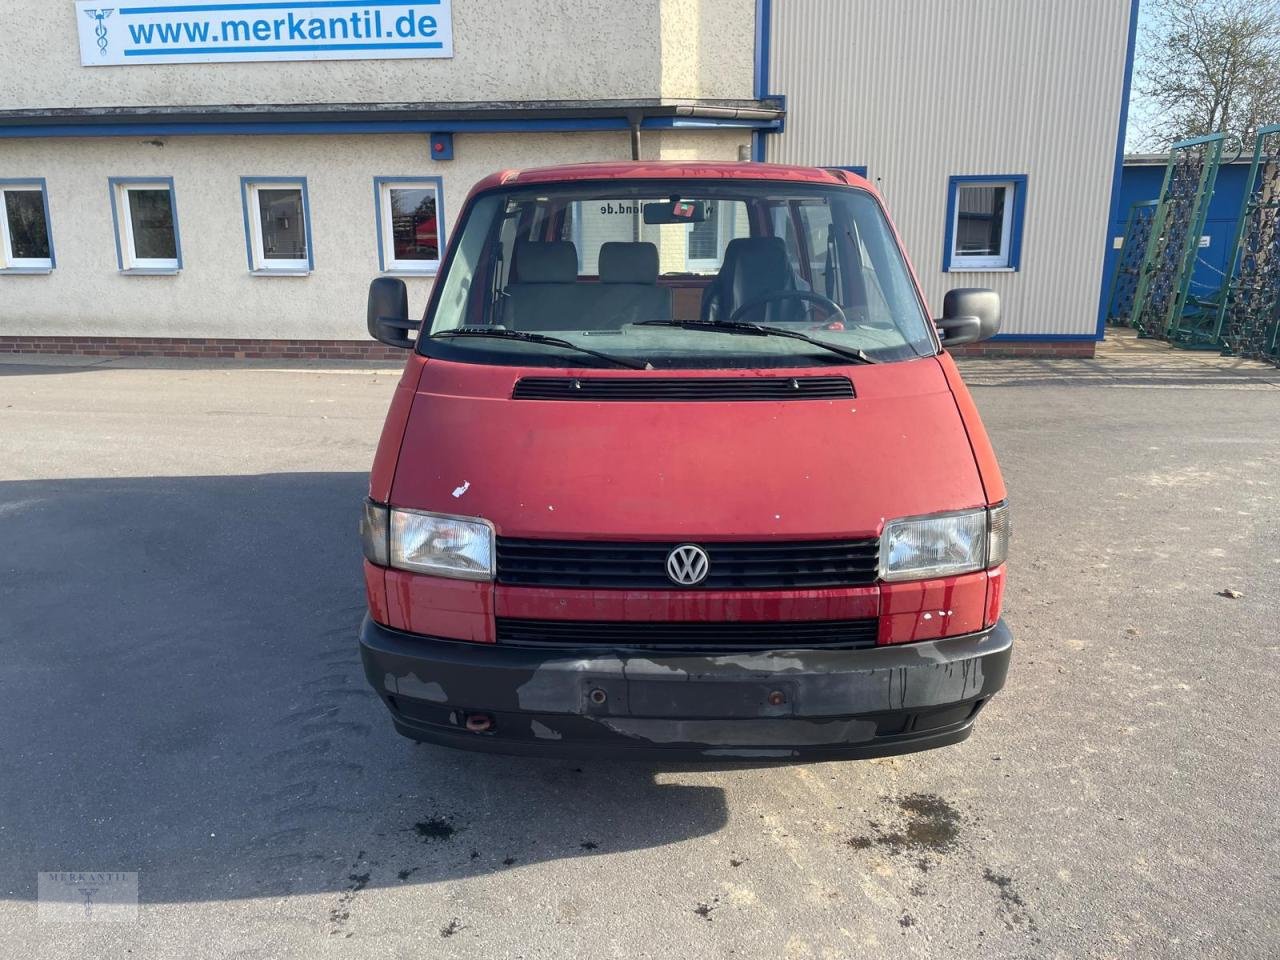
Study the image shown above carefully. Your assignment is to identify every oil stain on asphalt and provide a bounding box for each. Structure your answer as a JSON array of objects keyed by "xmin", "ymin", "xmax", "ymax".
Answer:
[
  {"xmin": 693, "ymin": 898, "xmax": 720, "ymax": 921},
  {"xmin": 983, "ymin": 868, "xmax": 1039, "ymax": 936},
  {"xmin": 841, "ymin": 793, "xmax": 1041, "ymax": 946},
  {"xmin": 844, "ymin": 793, "xmax": 964, "ymax": 863},
  {"xmin": 440, "ymin": 917, "xmax": 464, "ymax": 938},
  {"xmin": 328, "ymin": 853, "xmax": 371, "ymax": 937},
  {"xmin": 413, "ymin": 817, "xmax": 457, "ymax": 841}
]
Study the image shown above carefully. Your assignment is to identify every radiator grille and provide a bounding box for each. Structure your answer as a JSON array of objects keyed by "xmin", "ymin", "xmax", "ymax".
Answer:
[{"xmin": 496, "ymin": 538, "xmax": 880, "ymax": 590}]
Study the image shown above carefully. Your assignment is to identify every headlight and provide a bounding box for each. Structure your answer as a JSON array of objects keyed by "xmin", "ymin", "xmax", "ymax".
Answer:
[
  {"xmin": 879, "ymin": 503, "xmax": 1009, "ymax": 582},
  {"xmin": 361, "ymin": 502, "xmax": 495, "ymax": 581},
  {"xmin": 390, "ymin": 509, "xmax": 495, "ymax": 580}
]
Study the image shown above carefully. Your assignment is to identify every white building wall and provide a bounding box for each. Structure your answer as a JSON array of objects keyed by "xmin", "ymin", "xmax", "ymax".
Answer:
[
  {"xmin": 766, "ymin": 0, "xmax": 1134, "ymax": 336},
  {"xmin": 659, "ymin": 0, "xmax": 757, "ymax": 99},
  {"xmin": 0, "ymin": 0, "xmax": 755, "ymax": 110},
  {"xmin": 0, "ymin": 129, "xmax": 747, "ymax": 340}
]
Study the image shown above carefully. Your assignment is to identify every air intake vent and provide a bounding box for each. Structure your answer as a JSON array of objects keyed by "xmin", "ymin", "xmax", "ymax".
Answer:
[
  {"xmin": 512, "ymin": 376, "xmax": 855, "ymax": 401},
  {"xmin": 495, "ymin": 617, "xmax": 879, "ymax": 651}
]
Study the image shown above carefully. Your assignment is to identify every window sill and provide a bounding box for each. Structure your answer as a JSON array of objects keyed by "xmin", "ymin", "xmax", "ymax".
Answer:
[
  {"xmin": 0, "ymin": 267, "xmax": 53, "ymax": 275},
  {"xmin": 250, "ymin": 268, "xmax": 312, "ymax": 277},
  {"xmin": 382, "ymin": 267, "xmax": 440, "ymax": 278},
  {"xmin": 120, "ymin": 267, "xmax": 181, "ymax": 276},
  {"xmin": 946, "ymin": 265, "xmax": 1017, "ymax": 274}
]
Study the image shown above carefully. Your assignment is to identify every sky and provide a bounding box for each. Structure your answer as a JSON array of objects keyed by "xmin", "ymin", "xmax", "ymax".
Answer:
[
  {"xmin": 1123, "ymin": 0, "xmax": 1280, "ymax": 153},
  {"xmin": 1124, "ymin": 4, "xmax": 1160, "ymax": 153}
]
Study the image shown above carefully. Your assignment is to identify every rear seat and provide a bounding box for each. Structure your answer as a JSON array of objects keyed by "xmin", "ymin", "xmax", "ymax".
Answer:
[{"xmin": 503, "ymin": 240, "xmax": 672, "ymax": 332}]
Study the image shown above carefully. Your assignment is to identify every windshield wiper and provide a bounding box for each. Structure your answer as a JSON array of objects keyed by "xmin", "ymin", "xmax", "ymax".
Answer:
[
  {"xmin": 635, "ymin": 319, "xmax": 877, "ymax": 365},
  {"xmin": 430, "ymin": 328, "xmax": 651, "ymax": 370}
]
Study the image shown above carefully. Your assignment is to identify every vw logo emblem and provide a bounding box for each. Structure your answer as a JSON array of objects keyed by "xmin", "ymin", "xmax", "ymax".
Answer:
[{"xmin": 666, "ymin": 544, "xmax": 710, "ymax": 586}]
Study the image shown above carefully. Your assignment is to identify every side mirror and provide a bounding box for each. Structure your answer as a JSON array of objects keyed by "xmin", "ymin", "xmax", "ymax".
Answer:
[
  {"xmin": 367, "ymin": 277, "xmax": 416, "ymax": 349},
  {"xmin": 936, "ymin": 288, "xmax": 1001, "ymax": 348}
]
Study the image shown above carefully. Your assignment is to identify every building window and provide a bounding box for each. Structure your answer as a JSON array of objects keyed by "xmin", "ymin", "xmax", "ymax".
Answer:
[
  {"xmin": 0, "ymin": 179, "xmax": 54, "ymax": 273},
  {"xmin": 685, "ymin": 201, "xmax": 747, "ymax": 273},
  {"xmin": 109, "ymin": 178, "xmax": 181, "ymax": 273},
  {"xmin": 241, "ymin": 178, "xmax": 312, "ymax": 274},
  {"xmin": 374, "ymin": 177, "xmax": 444, "ymax": 274},
  {"xmin": 944, "ymin": 175, "xmax": 1027, "ymax": 272},
  {"xmin": 686, "ymin": 212, "xmax": 719, "ymax": 268}
]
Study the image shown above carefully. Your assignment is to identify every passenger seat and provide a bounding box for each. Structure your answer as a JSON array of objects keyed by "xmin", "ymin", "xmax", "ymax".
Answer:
[
  {"xmin": 503, "ymin": 240, "xmax": 581, "ymax": 331},
  {"xmin": 595, "ymin": 241, "xmax": 672, "ymax": 327}
]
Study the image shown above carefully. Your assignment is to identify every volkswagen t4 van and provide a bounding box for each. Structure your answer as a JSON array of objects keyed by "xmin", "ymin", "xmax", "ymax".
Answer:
[{"xmin": 358, "ymin": 162, "xmax": 1011, "ymax": 761}]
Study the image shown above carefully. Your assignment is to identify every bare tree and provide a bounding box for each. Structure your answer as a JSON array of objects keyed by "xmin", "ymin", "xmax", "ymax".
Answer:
[{"xmin": 1133, "ymin": 0, "xmax": 1280, "ymax": 151}]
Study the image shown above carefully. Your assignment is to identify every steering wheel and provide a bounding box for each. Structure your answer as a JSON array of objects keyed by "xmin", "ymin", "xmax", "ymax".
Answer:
[{"xmin": 726, "ymin": 290, "xmax": 847, "ymax": 328}]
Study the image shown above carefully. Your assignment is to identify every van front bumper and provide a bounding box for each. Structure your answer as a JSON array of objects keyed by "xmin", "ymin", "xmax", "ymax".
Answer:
[{"xmin": 358, "ymin": 615, "xmax": 1012, "ymax": 762}]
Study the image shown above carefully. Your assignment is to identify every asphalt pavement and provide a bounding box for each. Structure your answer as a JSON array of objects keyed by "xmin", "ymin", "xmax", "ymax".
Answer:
[{"xmin": 1, "ymin": 338, "xmax": 1276, "ymax": 959}]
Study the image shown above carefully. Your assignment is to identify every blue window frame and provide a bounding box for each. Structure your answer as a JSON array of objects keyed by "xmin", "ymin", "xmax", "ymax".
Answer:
[
  {"xmin": 834, "ymin": 165, "xmax": 868, "ymax": 180},
  {"xmin": 240, "ymin": 177, "xmax": 313, "ymax": 274},
  {"xmin": 943, "ymin": 174, "xmax": 1028, "ymax": 272},
  {"xmin": 373, "ymin": 176, "xmax": 445, "ymax": 275},
  {"xmin": 108, "ymin": 177, "xmax": 182, "ymax": 274},
  {"xmin": 0, "ymin": 178, "xmax": 55, "ymax": 273}
]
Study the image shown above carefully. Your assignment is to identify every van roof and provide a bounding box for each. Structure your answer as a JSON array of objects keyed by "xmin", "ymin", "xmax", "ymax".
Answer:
[{"xmin": 472, "ymin": 161, "xmax": 866, "ymax": 192}]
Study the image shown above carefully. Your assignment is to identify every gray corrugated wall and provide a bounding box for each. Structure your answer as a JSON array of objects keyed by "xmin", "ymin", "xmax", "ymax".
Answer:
[{"xmin": 766, "ymin": 0, "xmax": 1134, "ymax": 337}]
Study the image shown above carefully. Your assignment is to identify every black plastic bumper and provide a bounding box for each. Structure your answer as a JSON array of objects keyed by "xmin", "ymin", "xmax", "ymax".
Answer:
[{"xmin": 358, "ymin": 615, "xmax": 1012, "ymax": 762}]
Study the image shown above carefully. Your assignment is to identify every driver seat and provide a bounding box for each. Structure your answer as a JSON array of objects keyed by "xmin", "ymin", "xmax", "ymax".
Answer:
[{"xmin": 700, "ymin": 236, "xmax": 810, "ymax": 325}]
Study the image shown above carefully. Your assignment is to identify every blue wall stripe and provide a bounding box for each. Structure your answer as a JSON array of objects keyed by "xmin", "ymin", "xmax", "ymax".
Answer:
[
  {"xmin": 988, "ymin": 333, "xmax": 1099, "ymax": 342},
  {"xmin": 1093, "ymin": 0, "xmax": 1142, "ymax": 340},
  {"xmin": 751, "ymin": 0, "xmax": 772, "ymax": 162},
  {"xmin": 753, "ymin": 0, "xmax": 771, "ymax": 100},
  {"xmin": 125, "ymin": 42, "xmax": 443, "ymax": 55},
  {"xmin": 121, "ymin": 1, "xmax": 437, "ymax": 13}
]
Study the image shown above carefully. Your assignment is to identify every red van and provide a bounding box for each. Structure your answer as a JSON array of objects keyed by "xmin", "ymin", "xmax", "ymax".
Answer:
[{"xmin": 358, "ymin": 162, "xmax": 1011, "ymax": 761}]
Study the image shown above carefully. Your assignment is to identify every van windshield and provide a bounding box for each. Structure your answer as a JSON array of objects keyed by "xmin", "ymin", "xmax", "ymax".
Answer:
[{"xmin": 420, "ymin": 179, "xmax": 936, "ymax": 368}]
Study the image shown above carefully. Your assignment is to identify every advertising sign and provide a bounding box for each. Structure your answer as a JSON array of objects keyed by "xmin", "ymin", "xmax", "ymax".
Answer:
[{"xmin": 75, "ymin": 1, "xmax": 454, "ymax": 66}]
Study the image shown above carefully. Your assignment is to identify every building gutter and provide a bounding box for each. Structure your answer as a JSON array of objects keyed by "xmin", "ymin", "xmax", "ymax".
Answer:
[{"xmin": 0, "ymin": 98, "xmax": 785, "ymax": 142}]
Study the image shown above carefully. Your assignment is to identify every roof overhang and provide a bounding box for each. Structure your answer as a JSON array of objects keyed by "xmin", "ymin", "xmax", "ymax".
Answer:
[
  {"xmin": 0, "ymin": 98, "xmax": 785, "ymax": 139},
  {"xmin": 1123, "ymin": 152, "xmax": 1251, "ymax": 166}
]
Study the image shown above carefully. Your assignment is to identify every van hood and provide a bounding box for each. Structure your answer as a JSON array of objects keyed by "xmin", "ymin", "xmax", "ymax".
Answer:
[{"xmin": 389, "ymin": 357, "xmax": 983, "ymax": 540}]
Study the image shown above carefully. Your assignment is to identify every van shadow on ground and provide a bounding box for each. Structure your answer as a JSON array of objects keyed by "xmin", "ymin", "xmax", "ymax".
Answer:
[{"xmin": 0, "ymin": 472, "xmax": 728, "ymax": 906}]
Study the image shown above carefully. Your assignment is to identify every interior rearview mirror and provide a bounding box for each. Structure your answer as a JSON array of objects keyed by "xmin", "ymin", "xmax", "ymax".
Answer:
[
  {"xmin": 367, "ymin": 277, "xmax": 416, "ymax": 349},
  {"xmin": 936, "ymin": 288, "xmax": 1001, "ymax": 348},
  {"xmin": 642, "ymin": 200, "xmax": 707, "ymax": 225}
]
